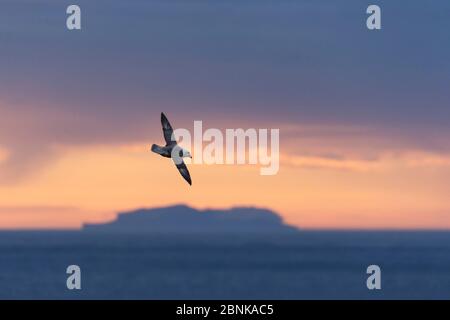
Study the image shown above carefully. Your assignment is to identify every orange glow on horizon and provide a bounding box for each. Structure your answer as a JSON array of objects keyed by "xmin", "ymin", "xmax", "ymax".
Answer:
[{"xmin": 0, "ymin": 142, "xmax": 449, "ymax": 230}]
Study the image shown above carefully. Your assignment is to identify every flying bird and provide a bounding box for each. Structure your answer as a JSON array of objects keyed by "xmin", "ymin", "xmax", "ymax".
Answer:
[{"xmin": 151, "ymin": 113, "xmax": 192, "ymax": 185}]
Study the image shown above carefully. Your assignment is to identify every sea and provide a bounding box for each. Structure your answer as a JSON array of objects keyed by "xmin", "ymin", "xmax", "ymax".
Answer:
[{"xmin": 0, "ymin": 231, "xmax": 449, "ymax": 300}]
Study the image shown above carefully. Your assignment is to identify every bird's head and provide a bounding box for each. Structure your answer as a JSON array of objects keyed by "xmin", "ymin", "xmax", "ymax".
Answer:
[{"xmin": 180, "ymin": 148, "xmax": 192, "ymax": 159}]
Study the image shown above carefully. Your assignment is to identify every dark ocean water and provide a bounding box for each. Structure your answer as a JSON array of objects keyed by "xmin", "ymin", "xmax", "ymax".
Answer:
[{"xmin": 0, "ymin": 231, "xmax": 449, "ymax": 300}]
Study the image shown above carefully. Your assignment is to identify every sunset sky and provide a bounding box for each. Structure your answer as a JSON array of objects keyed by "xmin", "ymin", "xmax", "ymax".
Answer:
[{"xmin": 0, "ymin": 0, "xmax": 449, "ymax": 229}]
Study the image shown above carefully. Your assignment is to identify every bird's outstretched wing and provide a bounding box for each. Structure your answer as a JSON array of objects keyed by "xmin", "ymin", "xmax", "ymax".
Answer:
[
  {"xmin": 174, "ymin": 160, "xmax": 192, "ymax": 185},
  {"xmin": 161, "ymin": 112, "xmax": 176, "ymax": 146}
]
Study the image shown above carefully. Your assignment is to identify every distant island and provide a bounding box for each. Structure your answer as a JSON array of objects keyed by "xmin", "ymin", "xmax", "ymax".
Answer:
[{"xmin": 82, "ymin": 205, "xmax": 299, "ymax": 235}]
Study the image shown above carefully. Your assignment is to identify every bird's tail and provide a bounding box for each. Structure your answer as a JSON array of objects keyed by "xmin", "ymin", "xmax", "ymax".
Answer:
[{"xmin": 151, "ymin": 144, "xmax": 165, "ymax": 155}]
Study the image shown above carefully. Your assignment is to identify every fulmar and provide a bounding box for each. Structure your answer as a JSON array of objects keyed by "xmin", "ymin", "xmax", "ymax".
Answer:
[{"xmin": 151, "ymin": 113, "xmax": 192, "ymax": 185}]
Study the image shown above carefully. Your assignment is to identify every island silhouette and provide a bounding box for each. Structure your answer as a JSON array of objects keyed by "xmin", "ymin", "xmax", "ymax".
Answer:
[{"xmin": 82, "ymin": 204, "xmax": 299, "ymax": 235}]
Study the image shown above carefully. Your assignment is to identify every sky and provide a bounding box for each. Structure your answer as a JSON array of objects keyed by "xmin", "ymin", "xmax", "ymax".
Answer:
[{"xmin": 0, "ymin": 0, "xmax": 450, "ymax": 229}]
